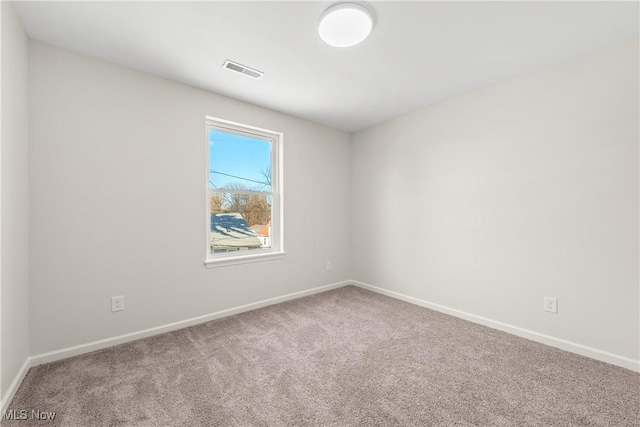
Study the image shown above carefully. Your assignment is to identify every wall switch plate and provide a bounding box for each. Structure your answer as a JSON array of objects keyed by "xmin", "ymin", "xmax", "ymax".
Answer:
[
  {"xmin": 326, "ymin": 261, "xmax": 332, "ymax": 271},
  {"xmin": 111, "ymin": 295, "xmax": 124, "ymax": 312},
  {"xmin": 544, "ymin": 296, "xmax": 558, "ymax": 314}
]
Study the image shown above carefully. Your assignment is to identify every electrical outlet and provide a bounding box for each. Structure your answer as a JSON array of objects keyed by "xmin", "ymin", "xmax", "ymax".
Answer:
[
  {"xmin": 326, "ymin": 261, "xmax": 332, "ymax": 271},
  {"xmin": 544, "ymin": 296, "xmax": 558, "ymax": 314},
  {"xmin": 111, "ymin": 295, "xmax": 124, "ymax": 312}
]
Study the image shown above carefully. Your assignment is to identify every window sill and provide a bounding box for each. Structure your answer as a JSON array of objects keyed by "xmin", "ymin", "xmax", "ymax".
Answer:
[{"xmin": 204, "ymin": 251, "xmax": 286, "ymax": 268}]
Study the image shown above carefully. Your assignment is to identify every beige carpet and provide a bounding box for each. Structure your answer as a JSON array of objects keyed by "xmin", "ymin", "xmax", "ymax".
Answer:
[{"xmin": 4, "ymin": 286, "xmax": 639, "ymax": 426}]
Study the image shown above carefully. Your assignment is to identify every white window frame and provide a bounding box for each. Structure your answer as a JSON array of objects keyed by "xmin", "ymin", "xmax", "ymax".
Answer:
[{"xmin": 204, "ymin": 116, "xmax": 284, "ymax": 268}]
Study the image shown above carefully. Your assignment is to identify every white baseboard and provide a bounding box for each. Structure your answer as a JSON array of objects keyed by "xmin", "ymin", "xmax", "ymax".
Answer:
[
  {"xmin": 4, "ymin": 278, "xmax": 637, "ymax": 412},
  {"xmin": 0, "ymin": 357, "xmax": 31, "ymax": 414},
  {"xmin": 2, "ymin": 280, "xmax": 351, "ymax": 410},
  {"xmin": 351, "ymin": 280, "xmax": 640, "ymax": 373},
  {"xmin": 30, "ymin": 280, "xmax": 351, "ymax": 367}
]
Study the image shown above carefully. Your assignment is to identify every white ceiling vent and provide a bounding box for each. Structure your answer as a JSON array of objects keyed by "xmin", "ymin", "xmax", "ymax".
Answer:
[{"xmin": 222, "ymin": 60, "xmax": 263, "ymax": 79}]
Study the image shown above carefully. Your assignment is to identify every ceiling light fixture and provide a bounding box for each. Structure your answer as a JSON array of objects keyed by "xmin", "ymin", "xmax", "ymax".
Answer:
[{"xmin": 318, "ymin": 3, "xmax": 374, "ymax": 48}]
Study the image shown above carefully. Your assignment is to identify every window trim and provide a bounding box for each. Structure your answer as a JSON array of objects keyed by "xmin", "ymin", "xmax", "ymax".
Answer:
[{"xmin": 204, "ymin": 116, "xmax": 284, "ymax": 268}]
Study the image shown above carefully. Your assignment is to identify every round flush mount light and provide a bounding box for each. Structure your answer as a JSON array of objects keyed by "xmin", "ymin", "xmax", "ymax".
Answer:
[{"xmin": 319, "ymin": 3, "xmax": 374, "ymax": 47}]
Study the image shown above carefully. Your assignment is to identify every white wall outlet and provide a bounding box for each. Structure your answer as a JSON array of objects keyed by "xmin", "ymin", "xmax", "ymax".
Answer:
[
  {"xmin": 111, "ymin": 295, "xmax": 124, "ymax": 312},
  {"xmin": 326, "ymin": 261, "xmax": 332, "ymax": 271},
  {"xmin": 544, "ymin": 296, "xmax": 558, "ymax": 314}
]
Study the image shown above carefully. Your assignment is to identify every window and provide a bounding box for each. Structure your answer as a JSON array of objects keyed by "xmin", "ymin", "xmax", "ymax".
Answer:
[{"xmin": 205, "ymin": 116, "xmax": 283, "ymax": 267}]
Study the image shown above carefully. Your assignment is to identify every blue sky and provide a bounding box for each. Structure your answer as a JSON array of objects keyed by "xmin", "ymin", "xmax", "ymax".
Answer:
[{"xmin": 209, "ymin": 129, "xmax": 271, "ymax": 191}]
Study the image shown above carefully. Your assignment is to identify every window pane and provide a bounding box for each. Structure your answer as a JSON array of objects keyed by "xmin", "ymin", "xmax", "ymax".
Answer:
[
  {"xmin": 205, "ymin": 117, "xmax": 282, "ymax": 265},
  {"xmin": 209, "ymin": 129, "xmax": 272, "ymax": 192},
  {"xmin": 210, "ymin": 191, "xmax": 272, "ymax": 254}
]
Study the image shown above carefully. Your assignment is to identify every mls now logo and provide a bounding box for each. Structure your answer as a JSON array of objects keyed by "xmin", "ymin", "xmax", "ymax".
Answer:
[{"xmin": 3, "ymin": 409, "xmax": 56, "ymax": 421}]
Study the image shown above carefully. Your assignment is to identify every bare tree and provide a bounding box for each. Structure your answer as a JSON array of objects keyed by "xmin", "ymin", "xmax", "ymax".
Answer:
[
  {"xmin": 211, "ymin": 182, "xmax": 271, "ymax": 226},
  {"xmin": 260, "ymin": 166, "xmax": 271, "ymax": 188},
  {"xmin": 210, "ymin": 192, "xmax": 222, "ymax": 213},
  {"xmin": 220, "ymin": 183, "xmax": 250, "ymax": 214},
  {"xmin": 244, "ymin": 195, "xmax": 270, "ymax": 226}
]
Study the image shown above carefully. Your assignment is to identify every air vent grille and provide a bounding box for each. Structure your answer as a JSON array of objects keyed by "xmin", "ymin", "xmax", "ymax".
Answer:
[{"xmin": 222, "ymin": 60, "xmax": 263, "ymax": 79}]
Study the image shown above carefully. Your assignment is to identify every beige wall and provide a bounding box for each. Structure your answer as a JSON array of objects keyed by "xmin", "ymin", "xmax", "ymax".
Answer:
[
  {"xmin": 351, "ymin": 39, "xmax": 639, "ymax": 364},
  {"xmin": 1, "ymin": 1, "xmax": 30, "ymax": 400},
  {"xmin": 3, "ymin": 17, "xmax": 638, "ymax": 400},
  {"xmin": 28, "ymin": 42, "xmax": 351, "ymax": 355}
]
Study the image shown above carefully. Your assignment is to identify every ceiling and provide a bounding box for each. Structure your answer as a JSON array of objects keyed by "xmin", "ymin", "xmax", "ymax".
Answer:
[{"xmin": 12, "ymin": 1, "xmax": 639, "ymax": 132}]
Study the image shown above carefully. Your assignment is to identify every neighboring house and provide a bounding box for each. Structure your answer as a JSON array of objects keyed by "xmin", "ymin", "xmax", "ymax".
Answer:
[
  {"xmin": 250, "ymin": 221, "xmax": 271, "ymax": 248},
  {"xmin": 210, "ymin": 212, "xmax": 261, "ymax": 253}
]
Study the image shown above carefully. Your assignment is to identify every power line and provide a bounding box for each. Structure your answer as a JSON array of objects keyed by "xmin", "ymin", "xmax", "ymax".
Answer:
[{"xmin": 209, "ymin": 170, "xmax": 268, "ymax": 186}]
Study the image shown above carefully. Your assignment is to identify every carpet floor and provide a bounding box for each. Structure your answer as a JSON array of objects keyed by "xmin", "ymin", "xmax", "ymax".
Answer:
[{"xmin": 4, "ymin": 286, "xmax": 639, "ymax": 426}]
